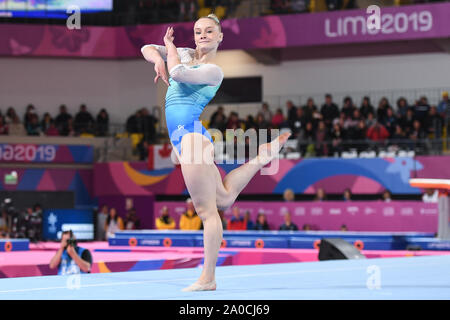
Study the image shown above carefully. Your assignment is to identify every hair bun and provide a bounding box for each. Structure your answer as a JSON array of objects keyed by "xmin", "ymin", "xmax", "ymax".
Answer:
[{"xmin": 207, "ymin": 14, "xmax": 220, "ymax": 24}]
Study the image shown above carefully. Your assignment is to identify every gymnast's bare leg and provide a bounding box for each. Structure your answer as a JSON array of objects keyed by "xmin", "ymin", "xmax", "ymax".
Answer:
[{"xmin": 177, "ymin": 131, "xmax": 291, "ymax": 291}]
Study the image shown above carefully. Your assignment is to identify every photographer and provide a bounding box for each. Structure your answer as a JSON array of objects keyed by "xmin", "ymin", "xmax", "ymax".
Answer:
[{"xmin": 49, "ymin": 230, "xmax": 92, "ymax": 275}]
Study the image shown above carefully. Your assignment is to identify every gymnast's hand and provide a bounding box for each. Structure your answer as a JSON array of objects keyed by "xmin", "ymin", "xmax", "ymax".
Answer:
[
  {"xmin": 154, "ymin": 59, "xmax": 169, "ymax": 86},
  {"xmin": 163, "ymin": 26, "xmax": 175, "ymax": 47}
]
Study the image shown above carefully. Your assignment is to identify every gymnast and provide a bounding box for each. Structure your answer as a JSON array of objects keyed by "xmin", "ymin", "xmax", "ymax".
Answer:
[{"xmin": 141, "ymin": 14, "xmax": 290, "ymax": 291}]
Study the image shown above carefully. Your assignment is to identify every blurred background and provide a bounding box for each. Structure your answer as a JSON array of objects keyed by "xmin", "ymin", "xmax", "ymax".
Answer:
[{"xmin": 0, "ymin": 0, "xmax": 449, "ymax": 280}]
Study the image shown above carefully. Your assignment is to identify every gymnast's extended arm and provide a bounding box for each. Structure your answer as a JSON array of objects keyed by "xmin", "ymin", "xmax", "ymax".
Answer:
[{"xmin": 169, "ymin": 63, "xmax": 224, "ymax": 86}]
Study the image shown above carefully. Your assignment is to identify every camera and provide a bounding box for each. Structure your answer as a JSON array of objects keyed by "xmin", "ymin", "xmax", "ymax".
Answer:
[{"xmin": 66, "ymin": 238, "xmax": 77, "ymax": 247}]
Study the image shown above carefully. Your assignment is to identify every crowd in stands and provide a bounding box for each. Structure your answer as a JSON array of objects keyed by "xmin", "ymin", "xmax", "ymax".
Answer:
[
  {"xmin": 209, "ymin": 92, "xmax": 450, "ymax": 156},
  {"xmin": 0, "ymin": 200, "xmax": 43, "ymax": 242}
]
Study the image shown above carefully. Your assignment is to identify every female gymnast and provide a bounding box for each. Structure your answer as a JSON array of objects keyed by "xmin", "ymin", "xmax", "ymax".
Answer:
[{"xmin": 141, "ymin": 14, "xmax": 290, "ymax": 291}]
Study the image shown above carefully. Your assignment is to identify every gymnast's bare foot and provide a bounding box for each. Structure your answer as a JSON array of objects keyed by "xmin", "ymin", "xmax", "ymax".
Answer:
[
  {"xmin": 182, "ymin": 280, "xmax": 216, "ymax": 292},
  {"xmin": 257, "ymin": 132, "xmax": 291, "ymax": 166}
]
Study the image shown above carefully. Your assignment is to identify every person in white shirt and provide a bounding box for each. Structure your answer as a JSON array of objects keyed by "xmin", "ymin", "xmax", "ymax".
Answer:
[{"xmin": 422, "ymin": 188, "xmax": 439, "ymax": 203}]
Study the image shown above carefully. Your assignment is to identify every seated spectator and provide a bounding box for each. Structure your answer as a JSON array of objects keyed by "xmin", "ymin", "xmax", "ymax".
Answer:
[
  {"xmin": 140, "ymin": 107, "xmax": 158, "ymax": 143},
  {"xmin": 209, "ymin": 106, "xmax": 227, "ymax": 132},
  {"xmin": 0, "ymin": 116, "xmax": 8, "ymax": 135},
  {"xmin": 227, "ymin": 206, "xmax": 246, "ymax": 230},
  {"xmin": 96, "ymin": 109, "xmax": 109, "ymax": 137},
  {"xmin": 360, "ymin": 96, "xmax": 375, "ymax": 119},
  {"xmin": 302, "ymin": 223, "xmax": 311, "ymax": 231},
  {"xmin": 105, "ymin": 207, "xmax": 124, "ymax": 239},
  {"xmin": 341, "ymin": 96, "xmax": 356, "ymax": 119},
  {"xmin": 40, "ymin": 113, "xmax": 53, "ymax": 132},
  {"xmin": 279, "ymin": 211, "xmax": 298, "ymax": 231},
  {"xmin": 124, "ymin": 208, "xmax": 140, "ymax": 230},
  {"xmin": 330, "ymin": 122, "xmax": 344, "ymax": 155},
  {"xmin": 340, "ymin": 224, "xmax": 348, "ymax": 232},
  {"xmin": 49, "ymin": 230, "xmax": 92, "ymax": 275},
  {"xmin": 255, "ymin": 112, "xmax": 270, "ymax": 131},
  {"xmin": 382, "ymin": 189, "xmax": 392, "ymax": 202},
  {"xmin": 286, "ymin": 100, "xmax": 297, "ymax": 129},
  {"xmin": 126, "ymin": 110, "xmax": 142, "ymax": 134},
  {"xmin": 74, "ymin": 104, "xmax": 95, "ymax": 134},
  {"xmin": 414, "ymin": 96, "xmax": 431, "ymax": 126},
  {"xmin": 365, "ymin": 112, "xmax": 377, "ymax": 129},
  {"xmin": 244, "ymin": 211, "xmax": 254, "ymax": 230},
  {"xmin": 366, "ymin": 121, "xmax": 389, "ymax": 142},
  {"xmin": 5, "ymin": 106, "xmax": 18, "ymax": 124},
  {"xmin": 343, "ymin": 188, "xmax": 352, "ymax": 201},
  {"xmin": 424, "ymin": 106, "xmax": 443, "ymax": 138},
  {"xmin": 55, "ymin": 104, "xmax": 72, "ymax": 136},
  {"xmin": 315, "ymin": 120, "xmax": 329, "ymax": 156},
  {"xmin": 26, "ymin": 114, "xmax": 41, "ymax": 136},
  {"xmin": 297, "ymin": 121, "xmax": 315, "ymax": 156},
  {"xmin": 396, "ymin": 97, "xmax": 410, "ymax": 119},
  {"xmin": 320, "ymin": 94, "xmax": 339, "ymax": 128},
  {"xmin": 291, "ymin": 107, "xmax": 306, "ymax": 138},
  {"xmin": 23, "ymin": 104, "xmax": 38, "ymax": 129},
  {"xmin": 271, "ymin": 108, "xmax": 285, "ymax": 128},
  {"xmin": 260, "ymin": 102, "xmax": 273, "ymax": 122},
  {"xmin": 45, "ymin": 120, "xmax": 60, "ymax": 136},
  {"xmin": 314, "ymin": 188, "xmax": 327, "ymax": 201},
  {"xmin": 8, "ymin": 114, "xmax": 27, "ymax": 136},
  {"xmin": 409, "ymin": 120, "xmax": 427, "ymax": 143},
  {"xmin": 155, "ymin": 206, "xmax": 176, "ymax": 230},
  {"xmin": 283, "ymin": 188, "xmax": 295, "ymax": 202},
  {"xmin": 382, "ymin": 107, "xmax": 398, "ymax": 137},
  {"xmin": 179, "ymin": 198, "xmax": 202, "ymax": 230},
  {"xmin": 376, "ymin": 97, "xmax": 391, "ymax": 124},
  {"xmin": 226, "ymin": 111, "xmax": 241, "ymax": 130},
  {"xmin": 399, "ymin": 108, "xmax": 415, "ymax": 137},
  {"xmin": 422, "ymin": 188, "xmax": 438, "ymax": 203},
  {"xmin": 254, "ymin": 212, "xmax": 270, "ymax": 231},
  {"xmin": 244, "ymin": 115, "xmax": 256, "ymax": 131}
]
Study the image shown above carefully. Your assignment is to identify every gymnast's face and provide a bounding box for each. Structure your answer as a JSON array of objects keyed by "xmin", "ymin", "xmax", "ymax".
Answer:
[{"xmin": 194, "ymin": 18, "xmax": 223, "ymax": 53}]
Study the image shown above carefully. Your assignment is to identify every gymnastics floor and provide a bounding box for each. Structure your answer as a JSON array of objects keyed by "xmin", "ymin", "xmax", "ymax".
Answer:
[{"xmin": 0, "ymin": 254, "xmax": 449, "ymax": 300}]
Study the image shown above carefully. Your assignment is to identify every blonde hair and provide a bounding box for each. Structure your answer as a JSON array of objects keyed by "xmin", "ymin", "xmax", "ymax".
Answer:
[{"xmin": 199, "ymin": 13, "xmax": 221, "ymax": 32}]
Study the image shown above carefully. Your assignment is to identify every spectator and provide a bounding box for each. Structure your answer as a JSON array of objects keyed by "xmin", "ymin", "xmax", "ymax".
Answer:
[
  {"xmin": 366, "ymin": 121, "xmax": 389, "ymax": 142},
  {"xmin": 414, "ymin": 96, "xmax": 431, "ymax": 126},
  {"xmin": 330, "ymin": 122, "xmax": 344, "ymax": 155},
  {"xmin": 297, "ymin": 121, "xmax": 315, "ymax": 156},
  {"xmin": 302, "ymin": 223, "xmax": 311, "ymax": 231},
  {"xmin": 437, "ymin": 91, "xmax": 449, "ymax": 130},
  {"xmin": 226, "ymin": 111, "xmax": 241, "ymax": 130},
  {"xmin": 255, "ymin": 112, "xmax": 270, "ymax": 131},
  {"xmin": 340, "ymin": 224, "xmax": 348, "ymax": 232},
  {"xmin": 24, "ymin": 205, "xmax": 42, "ymax": 243},
  {"xmin": 376, "ymin": 97, "xmax": 391, "ymax": 124},
  {"xmin": 260, "ymin": 102, "xmax": 273, "ymax": 122},
  {"xmin": 140, "ymin": 107, "xmax": 158, "ymax": 143},
  {"xmin": 244, "ymin": 115, "xmax": 256, "ymax": 131},
  {"xmin": 291, "ymin": 107, "xmax": 306, "ymax": 138},
  {"xmin": 302, "ymin": 98, "xmax": 319, "ymax": 124},
  {"xmin": 40, "ymin": 113, "xmax": 53, "ymax": 132},
  {"xmin": 353, "ymin": 120, "xmax": 368, "ymax": 152},
  {"xmin": 55, "ymin": 105, "xmax": 72, "ymax": 136},
  {"xmin": 105, "ymin": 207, "xmax": 124, "ymax": 239},
  {"xmin": 320, "ymin": 94, "xmax": 339, "ymax": 128},
  {"xmin": 399, "ymin": 108, "xmax": 415, "ymax": 137},
  {"xmin": 126, "ymin": 110, "xmax": 141, "ymax": 133},
  {"xmin": 365, "ymin": 112, "xmax": 377, "ymax": 129},
  {"xmin": 96, "ymin": 109, "xmax": 109, "ymax": 137},
  {"xmin": 227, "ymin": 206, "xmax": 246, "ymax": 230},
  {"xmin": 341, "ymin": 96, "xmax": 356, "ymax": 119},
  {"xmin": 279, "ymin": 211, "xmax": 298, "ymax": 231},
  {"xmin": 314, "ymin": 188, "xmax": 327, "ymax": 201},
  {"xmin": 5, "ymin": 107, "xmax": 18, "ymax": 124},
  {"xmin": 409, "ymin": 120, "xmax": 427, "ymax": 151},
  {"xmin": 209, "ymin": 106, "xmax": 227, "ymax": 132},
  {"xmin": 0, "ymin": 116, "xmax": 8, "ymax": 135},
  {"xmin": 244, "ymin": 211, "xmax": 254, "ymax": 230},
  {"xmin": 390, "ymin": 125, "xmax": 407, "ymax": 149},
  {"xmin": 26, "ymin": 114, "xmax": 41, "ymax": 136},
  {"xmin": 422, "ymin": 188, "xmax": 438, "ymax": 203},
  {"xmin": 124, "ymin": 208, "xmax": 140, "ymax": 230},
  {"xmin": 8, "ymin": 114, "xmax": 27, "ymax": 136},
  {"xmin": 23, "ymin": 104, "xmax": 38, "ymax": 129},
  {"xmin": 49, "ymin": 230, "xmax": 92, "ymax": 275},
  {"xmin": 45, "ymin": 120, "xmax": 60, "ymax": 136},
  {"xmin": 315, "ymin": 120, "xmax": 329, "ymax": 156},
  {"xmin": 343, "ymin": 188, "xmax": 352, "ymax": 201},
  {"xmin": 271, "ymin": 108, "xmax": 285, "ymax": 128},
  {"xmin": 74, "ymin": 104, "xmax": 95, "ymax": 134},
  {"xmin": 424, "ymin": 106, "xmax": 443, "ymax": 153},
  {"xmin": 396, "ymin": 97, "xmax": 410, "ymax": 118},
  {"xmin": 283, "ymin": 188, "xmax": 295, "ymax": 202},
  {"xmin": 286, "ymin": 100, "xmax": 297, "ymax": 130},
  {"xmin": 382, "ymin": 108, "xmax": 398, "ymax": 137},
  {"xmin": 254, "ymin": 212, "xmax": 270, "ymax": 231},
  {"xmin": 155, "ymin": 206, "xmax": 176, "ymax": 230},
  {"xmin": 96, "ymin": 204, "xmax": 108, "ymax": 241},
  {"xmin": 382, "ymin": 189, "xmax": 392, "ymax": 202},
  {"xmin": 360, "ymin": 96, "xmax": 375, "ymax": 119},
  {"xmin": 179, "ymin": 198, "xmax": 202, "ymax": 230}
]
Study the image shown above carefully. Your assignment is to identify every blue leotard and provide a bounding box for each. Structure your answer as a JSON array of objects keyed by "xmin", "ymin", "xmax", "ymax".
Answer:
[{"xmin": 165, "ymin": 65, "xmax": 222, "ymax": 155}]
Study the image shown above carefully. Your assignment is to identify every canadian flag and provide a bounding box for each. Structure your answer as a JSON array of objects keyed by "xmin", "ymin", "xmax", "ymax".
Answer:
[{"xmin": 147, "ymin": 143, "xmax": 175, "ymax": 170}]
